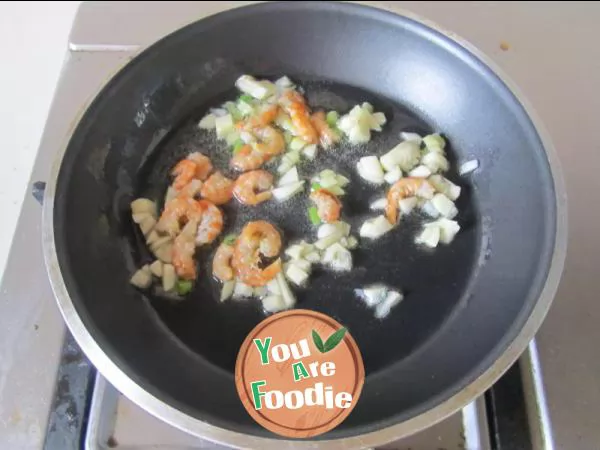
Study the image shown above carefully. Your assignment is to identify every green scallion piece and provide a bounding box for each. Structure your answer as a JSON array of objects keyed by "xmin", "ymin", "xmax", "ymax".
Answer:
[
  {"xmin": 283, "ymin": 131, "xmax": 294, "ymax": 145},
  {"xmin": 311, "ymin": 182, "xmax": 322, "ymax": 191},
  {"xmin": 326, "ymin": 111, "xmax": 339, "ymax": 128},
  {"xmin": 308, "ymin": 206, "xmax": 321, "ymax": 225},
  {"xmin": 233, "ymin": 140, "xmax": 245, "ymax": 154},
  {"xmin": 239, "ymin": 94, "xmax": 254, "ymax": 103},
  {"xmin": 176, "ymin": 280, "xmax": 193, "ymax": 295},
  {"xmin": 224, "ymin": 102, "xmax": 242, "ymax": 121},
  {"xmin": 223, "ymin": 234, "xmax": 237, "ymax": 246}
]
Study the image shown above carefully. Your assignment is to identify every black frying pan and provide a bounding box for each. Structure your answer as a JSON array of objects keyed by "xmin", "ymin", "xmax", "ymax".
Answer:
[{"xmin": 44, "ymin": 2, "xmax": 564, "ymax": 446}]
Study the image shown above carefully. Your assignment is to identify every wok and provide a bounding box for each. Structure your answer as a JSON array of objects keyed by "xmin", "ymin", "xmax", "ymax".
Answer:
[{"xmin": 43, "ymin": 2, "xmax": 566, "ymax": 448}]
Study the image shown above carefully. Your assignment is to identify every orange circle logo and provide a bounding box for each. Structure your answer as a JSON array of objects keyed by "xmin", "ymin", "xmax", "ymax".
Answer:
[{"xmin": 235, "ymin": 310, "xmax": 365, "ymax": 438}]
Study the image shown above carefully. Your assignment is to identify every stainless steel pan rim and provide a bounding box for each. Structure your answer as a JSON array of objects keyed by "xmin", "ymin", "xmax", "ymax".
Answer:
[{"xmin": 42, "ymin": 2, "xmax": 567, "ymax": 448}]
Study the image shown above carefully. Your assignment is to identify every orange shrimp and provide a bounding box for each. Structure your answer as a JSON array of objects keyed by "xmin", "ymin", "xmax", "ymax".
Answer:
[
  {"xmin": 172, "ymin": 160, "xmax": 198, "ymax": 190},
  {"xmin": 279, "ymin": 90, "xmax": 319, "ymax": 144},
  {"xmin": 242, "ymin": 104, "xmax": 279, "ymax": 129},
  {"xmin": 311, "ymin": 111, "xmax": 340, "ymax": 148},
  {"xmin": 178, "ymin": 179, "xmax": 203, "ymax": 198},
  {"xmin": 196, "ymin": 200, "xmax": 224, "ymax": 245},
  {"xmin": 156, "ymin": 197, "xmax": 203, "ymax": 237},
  {"xmin": 237, "ymin": 259, "xmax": 282, "ymax": 287},
  {"xmin": 232, "ymin": 221, "xmax": 282, "ymax": 286},
  {"xmin": 171, "ymin": 152, "xmax": 213, "ymax": 189},
  {"xmin": 172, "ymin": 217, "xmax": 199, "ymax": 280},
  {"xmin": 310, "ymin": 189, "xmax": 342, "ymax": 223},
  {"xmin": 200, "ymin": 171, "xmax": 234, "ymax": 205},
  {"xmin": 230, "ymin": 144, "xmax": 270, "ymax": 172},
  {"xmin": 386, "ymin": 177, "xmax": 427, "ymax": 224},
  {"xmin": 232, "ymin": 170, "xmax": 273, "ymax": 205},
  {"xmin": 251, "ymin": 126, "xmax": 285, "ymax": 156},
  {"xmin": 187, "ymin": 152, "xmax": 213, "ymax": 180},
  {"xmin": 212, "ymin": 242, "xmax": 235, "ymax": 282}
]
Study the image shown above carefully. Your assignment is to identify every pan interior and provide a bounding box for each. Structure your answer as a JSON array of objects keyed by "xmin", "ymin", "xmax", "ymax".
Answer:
[
  {"xmin": 135, "ymin": 80, "xmax": 480, "ymax": 374},
  {"xmin": 53, "ymin": 2, "xmax": 556, "ymax": 439}
]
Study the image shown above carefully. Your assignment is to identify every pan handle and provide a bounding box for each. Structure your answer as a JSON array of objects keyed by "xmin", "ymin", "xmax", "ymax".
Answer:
[{"xmin": 32, "ymin": 181, "xmax": 46, "ymax": 205}]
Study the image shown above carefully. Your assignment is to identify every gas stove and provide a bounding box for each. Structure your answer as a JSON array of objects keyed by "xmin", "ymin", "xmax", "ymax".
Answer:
[{"xmin": 1, "ymin": 2, "xmax": 597, "ymax": 449}]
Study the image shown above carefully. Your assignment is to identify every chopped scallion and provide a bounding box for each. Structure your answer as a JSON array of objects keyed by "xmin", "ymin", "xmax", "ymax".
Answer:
[
  {"xmin": 308, "ymin": 206, "xmax": 321, "ymax": 225},
  {"xmin": 176, "ymin": 280, "xmax": 193, "ymax": 295},
  {"xmin": 233, "ymin": 140, "xmax": 245, "ymax": 154},
  {"xmin": 326, "ymin": 111, "xmax": 339, "ymax": 128},
  {"xmin": 223, "ymin": 234, "xmax": 237, "ymax": 245},
  {"xmin": 224, "ymin": 103, "xmax": 242, "ymax": 121}
]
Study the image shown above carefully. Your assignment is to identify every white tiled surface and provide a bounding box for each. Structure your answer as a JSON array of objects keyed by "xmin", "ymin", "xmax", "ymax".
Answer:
[{"xmin": 0, "ymin": 1, "xmax": 80, "ymax": 278}]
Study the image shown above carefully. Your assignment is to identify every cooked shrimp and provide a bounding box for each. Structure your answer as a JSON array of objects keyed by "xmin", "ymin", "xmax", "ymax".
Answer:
[
  {"xmin": 238, "ymin": 259, "xmax": 282, "ymax": 287},
  {"xmin": 156, "ymin": 197, "xmax": 203, "ymax": 237},
  {"xmin": 196, "ymin": 200, "xmax": 224, "ymax": 245},
  {"xmin": 200, "ymin": 171, "xmax": 234, "ymax": 205},
  {"xmin": 178, "ymin": 179, "xmax": 203, "ymax": 198},
  {"xmin": 251, "ymin": 126, "xmax": 285, "ymax": 156},
  {"xmin": 232, "ymin": 221, "xmax": 282, "ymax": 286},
  {"xmin": 244, "ymin": 221, "xmax": 282, "ymax": 257},
  {"xmin": 243, "ymin": 104, "xmax": 279, "ymax": 129},
  {"xmin": 233, "ymin": 170, "xmax": 273, "ymax": 205},
  {"xmin": 171, "ymin": 152, "xmax": 213, "ymax": 189},
  {"xmin": 187, "ymin": 152, "xmax": 213, "ymax": 180},
  {"xmin": 230, "ymin": 144, "xmax": 270, "ymax": 172},
  {"xmin": 310, "ymin": 189, "xmax": 342, "ymax": 223},
  {"xmin": 212, "ymin": 242, "xmax": 235, "ymax": 282},
  {"xmin": 386, "ymin": 177, "xmax": 426, "ymax": 224},
  {"xmin": 172, "ymin": 160, "xmax": 198, "ymax": 190},
  {"xmin": 230, "ymin": 127, "xmax": 283, "ymax": 171},
  {"xmin": 311, "ymin": 111, "xmax": 340, "ymax": 148},
  {"xmin": 232, "ymin": 221, "xmax": 281, "ymax": 272},
  {"xmin": 172, "ymin": 217, "xmax": 200, "ymax": 280},
  {"xmin": 279, "ymin": 90, "xmax": 319, "ymax": 144}
]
